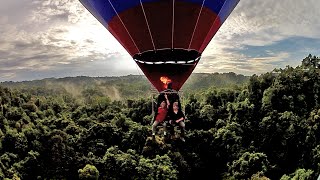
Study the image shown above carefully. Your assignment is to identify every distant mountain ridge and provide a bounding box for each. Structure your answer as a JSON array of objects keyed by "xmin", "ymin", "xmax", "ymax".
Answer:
[{"xmin": 0, "ymin": 73, "xmax": 249, "ymax": 100}]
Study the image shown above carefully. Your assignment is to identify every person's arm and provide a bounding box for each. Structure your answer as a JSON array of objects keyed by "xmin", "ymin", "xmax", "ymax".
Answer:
[
  {"xmin": 175, "ymin": 111, "xmax": 185, "ymax": 123},
  {"xmin": 164, "ymin": 94, "xmax": 170, "ymax": 108},
  {"xmin": 167, "ymin": 111, "xmax": 173, "ymax": 124},
  {"xmin": 175, "ymin": 117, "xmax": 184, "ymax": 123}
]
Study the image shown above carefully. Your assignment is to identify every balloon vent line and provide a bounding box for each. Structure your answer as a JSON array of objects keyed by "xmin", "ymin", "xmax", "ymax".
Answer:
[
  {"xmin": 140, "ymin": 0, "xmax": 156, "ymax": 51},
  {"xmin": 107, "ymin": 0, "xmax": 141, "ymax": 54},
  {"xmin": 188, "ymin": 0, "xmax": 206, "ymax": 50},
  {"xmin": 172, "ymin": 0, "xmax": 175, "ymax": 49}
]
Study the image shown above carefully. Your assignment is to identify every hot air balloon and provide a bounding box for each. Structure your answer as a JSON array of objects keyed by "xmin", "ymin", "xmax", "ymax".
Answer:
[{"xmin": 79, "ymin": 0, "xmax": 240, "ymax": 92}]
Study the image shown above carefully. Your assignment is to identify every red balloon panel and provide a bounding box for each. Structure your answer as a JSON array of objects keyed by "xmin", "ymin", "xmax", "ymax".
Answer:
[
  {"xmin": 142, "ymin": 1, "xmax": 173, "ymax": 50},
  {"xmin": 108, "ymin": 19, "xmax": 139, "ymax": 56},
  {"xmin": 173, "ymin": 1, "xmax": 202, "ymax": 49},
  {"xmin": 189, "ymin": 7, "xmax": 221, "ymax": 52}
]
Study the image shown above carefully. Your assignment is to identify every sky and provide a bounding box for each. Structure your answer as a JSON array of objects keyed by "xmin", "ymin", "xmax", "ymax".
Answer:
[{"xmin": 0, "ymin": 0, "xmax": 320, "ymax": 82}]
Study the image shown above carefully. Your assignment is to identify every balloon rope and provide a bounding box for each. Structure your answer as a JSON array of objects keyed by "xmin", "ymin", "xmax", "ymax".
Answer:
[
  {"xmin": 140, "ymin": 0, "xmax": 156, "ymax": 51},
  {"xmin": 171, "ymin": 0, "xmax": 175, "ymax": 49},
  {"xmin": 134, "ymin": 63, "xmax": 143, "ymax": 77},
  {"xmin": 188, "ymin": 0, "xmax": 206, "ymax": 50},
  {"xmin": 107, "ymin": 0, "xmax": 141, "ymax": 53}
]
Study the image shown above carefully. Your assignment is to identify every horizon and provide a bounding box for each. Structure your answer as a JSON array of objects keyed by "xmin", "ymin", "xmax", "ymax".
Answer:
[{"xmin": 0, "ymin": 71, "xmax": 250, "ymax": 83}]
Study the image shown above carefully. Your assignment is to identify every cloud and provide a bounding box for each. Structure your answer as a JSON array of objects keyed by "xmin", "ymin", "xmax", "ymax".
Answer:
[
  {"xmin": 197, "ymin": 51, "xmax": 290, "ymax": 75},
  {"xmin": 216, "ymin": 0, "xmax": 320, "ymax": 45},
  {"xmin": 0, "ymin": 0, "xmax": 319, "ymax": 81},
  {"xmin": 0, "ymin": 0, "xmax": 133, "ymax": 81}
]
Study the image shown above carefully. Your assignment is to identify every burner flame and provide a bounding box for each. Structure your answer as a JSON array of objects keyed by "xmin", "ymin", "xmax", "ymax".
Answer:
[{"xmin": 160, "ymin": 76, "xmax": 172, "ymax": 89}]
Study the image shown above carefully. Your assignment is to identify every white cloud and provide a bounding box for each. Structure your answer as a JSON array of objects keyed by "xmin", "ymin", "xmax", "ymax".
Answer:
[
  {"xmin": 0, "ymin": 0, "xmax": 133, "ymax": 81},
  {"xmin": 216, "ymin": 0, "xmax": 320, "ymax": 46},
  {"xmin": 197, "ymin": 51, "xmax": 290, "ymax": 75},
  {"xmin": 1, "ymin": 72, "xmax": 16, "ymax": 79},
  {"xmin": 0, "ymin": 0, "xmax": 319, "ymax": 81}
]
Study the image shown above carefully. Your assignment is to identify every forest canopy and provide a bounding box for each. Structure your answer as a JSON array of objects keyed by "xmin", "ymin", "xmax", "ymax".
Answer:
[{"xmin": 0, "ymin": 54, "xmax": 320, "ymax": 179}]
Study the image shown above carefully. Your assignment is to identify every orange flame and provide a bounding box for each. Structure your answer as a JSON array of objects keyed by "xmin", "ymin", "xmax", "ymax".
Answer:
[{"xmin": 160, "ymin": 76, "xmax": 172, "ymax": 89}]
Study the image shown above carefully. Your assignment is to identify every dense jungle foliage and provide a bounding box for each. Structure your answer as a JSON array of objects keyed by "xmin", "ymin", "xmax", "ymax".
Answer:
[{"xmin": 0, "ymin": 54, "xmax": 320, "ymax": 179}]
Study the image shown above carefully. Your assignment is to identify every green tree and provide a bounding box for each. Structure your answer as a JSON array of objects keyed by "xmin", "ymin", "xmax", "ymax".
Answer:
[
  {"xmin": 280, "ymin": 169, "xmax": 313, "ymax": 180},
  {"xmin": 78, "ymin": 164, "xmax": 99, "ymax": 180},
  {"xmin": 227, "ymin": 152, "xmax": 270, "ymax": 179}
]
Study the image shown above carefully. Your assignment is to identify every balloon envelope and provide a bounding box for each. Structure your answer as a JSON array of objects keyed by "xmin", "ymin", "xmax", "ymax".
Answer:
[{"xmin": 79, "ymin": 0, "xmax": 240, "ymax": 91}]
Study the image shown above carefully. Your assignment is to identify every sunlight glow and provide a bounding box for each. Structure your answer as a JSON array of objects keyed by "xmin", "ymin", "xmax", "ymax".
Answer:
[{"xmin": 65, "ymin": 20, "xmax": 127, "ymax": 58}]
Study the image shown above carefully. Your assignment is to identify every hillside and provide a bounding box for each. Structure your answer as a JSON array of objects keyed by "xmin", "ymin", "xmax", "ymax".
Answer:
[{"xmin": 0, "ymin": 73, "xmax": 249, "ymax": 101}]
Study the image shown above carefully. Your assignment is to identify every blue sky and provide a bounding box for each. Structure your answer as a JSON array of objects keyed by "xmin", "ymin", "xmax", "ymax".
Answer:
[{"xmin": 0, "ymin": 0, "xmax": 319, "ymax": 82}]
